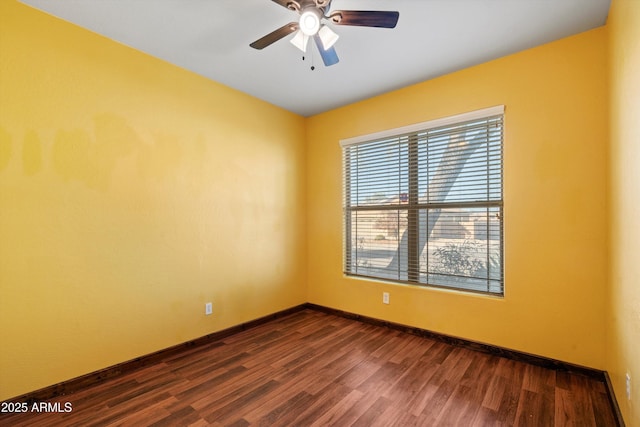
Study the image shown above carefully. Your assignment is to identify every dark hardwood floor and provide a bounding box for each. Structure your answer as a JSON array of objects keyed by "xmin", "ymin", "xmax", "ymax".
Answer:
[{"xmin": 0, "ymin": 309, "xmax": 617, "ymax": 426}]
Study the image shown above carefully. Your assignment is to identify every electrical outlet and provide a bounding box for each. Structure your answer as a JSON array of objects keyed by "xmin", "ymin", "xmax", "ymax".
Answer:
[
  {"xmin": 205, "ymin": 302, "xmax": 212, "ymax": 316},
  {"xmin": 382, "ymin": 292, "xmax": 390, "ymax": 305},
  {"xmin": 626, "ymin": 372, "xmax": 632, "ymax": 400}
]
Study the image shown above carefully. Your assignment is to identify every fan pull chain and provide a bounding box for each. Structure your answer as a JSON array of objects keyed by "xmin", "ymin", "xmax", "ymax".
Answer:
[
  {"xmin": 301, "ymin": 50, "xmax": 316, "ymax": 70},
  {"xmin": 310, "ymin": 44, "xmax": 316, "ymax": 71}
]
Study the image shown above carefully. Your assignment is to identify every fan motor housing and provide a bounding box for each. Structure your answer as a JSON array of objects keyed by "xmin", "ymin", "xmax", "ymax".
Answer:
[{"xmin": 288, "ymin": 0, "xmax": 329, "ymax": 15}]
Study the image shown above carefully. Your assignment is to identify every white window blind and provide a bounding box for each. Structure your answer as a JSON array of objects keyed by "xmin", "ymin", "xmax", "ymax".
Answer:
[{"xmin": 341, "ymin": 107, "xmax": 504, "ymax": 295}]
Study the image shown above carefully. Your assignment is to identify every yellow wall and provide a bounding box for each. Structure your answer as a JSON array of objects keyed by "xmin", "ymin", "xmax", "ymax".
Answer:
[
  {"xmin": 607, "ymin": 0, "xmax": 640, "ymax": 424},
  {"xmin": 0, "ymin": 1, "xmax": 306, "ymax": 400},
  {"xmin": 307, "ymin": 28, "xmax": 609, "ymax": 369}
]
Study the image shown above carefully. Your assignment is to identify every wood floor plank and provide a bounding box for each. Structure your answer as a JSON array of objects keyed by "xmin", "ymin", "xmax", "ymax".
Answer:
[
  {"xmin": 514, "ymin": 388, "xmax": 555, "ymax": 426},
  {"xmin": 591, "ymin": 389, "xmax": 618, "ymax": 427},
  {"xmin": 351, "ymin": 395, "xmax": 392, "ymax": 427},
  {"xmin": 420, "ymin": 379, "xmax": 458, "ymax": 424},
  {"xmin": 328, "ymin": 390, "xmax": 384, "ymax": 426},
  {"xmin": 495, "ymin": 358, "xmax": 528, "ymax": 425},
  {"xmin": 0, "ymin": 309, "xmax": 617, "ymax": 426},
  {"xmin": 203, "ymin": 379, "xmax": 281, "ymax": 424},
  {"xmin": 255, "ymin": 390, "xmax": 315, "ymax": 427},
  {"xmin": 289, "ymin": 384, "xmax": 354, "ymax": 426},
  {"xmin": 192, "ymin": 364, "xmax": 275, "ymax": 416},
  {"xmin": 309, "ymin": 389, "xmax": 364, "ymax": 427},
  {"xmin": 434, "ymin": 383, "xmax": 482, "ymax": 426},
  {"xmin": 404, "ymin": 361, "xmax": 444, "ymax": 417},
  {"xmin": 471, "ymin": 406, "xmax": 505, "ymax": 427}
]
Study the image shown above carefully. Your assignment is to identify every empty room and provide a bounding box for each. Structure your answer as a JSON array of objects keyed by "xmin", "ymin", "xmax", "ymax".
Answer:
[{"xmin": 0, "ymin": 0, "xmax": 638, "ymax": 425}]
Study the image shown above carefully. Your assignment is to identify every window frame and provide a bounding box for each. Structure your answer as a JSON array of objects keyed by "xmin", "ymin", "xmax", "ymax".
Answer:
[{"xmin": 340, "ymin": 106, "xmax": 505, "ymax": 296}]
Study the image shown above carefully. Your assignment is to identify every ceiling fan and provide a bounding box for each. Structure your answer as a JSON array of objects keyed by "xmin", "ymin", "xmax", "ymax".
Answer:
[{"xmin": 250, "ymin": 0, "xmax": 399, "ymax": 67}]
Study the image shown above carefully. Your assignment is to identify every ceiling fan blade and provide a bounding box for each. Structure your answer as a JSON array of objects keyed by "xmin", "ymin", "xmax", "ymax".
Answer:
[
  {"xmin": 313, "ymin": 34, "xmax": 339, "ymax": 66},
  {"xmin": 271, "ymin": 0, "xmax": 296, "ymax": 10},
  {"xmin": 329, "ymin": 10, "xmax": 399, "ymax": 28},
  {"xmin": 250, "ymin": 22, "xmax": 299, "ymax": 50}
]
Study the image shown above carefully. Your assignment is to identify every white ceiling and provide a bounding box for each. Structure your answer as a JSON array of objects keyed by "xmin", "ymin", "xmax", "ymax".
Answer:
[{"xmin": 21, "ymin": 0, "xmax": 611, "ymax": 117}]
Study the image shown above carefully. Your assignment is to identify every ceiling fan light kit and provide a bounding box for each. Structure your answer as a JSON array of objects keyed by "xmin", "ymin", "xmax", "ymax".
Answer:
[
  {"xmin": 250, "ymin": 0, "xmax": 399, "ymax": 67},
  {"xmin": 299, "ymin": 8, "xmax": 322, "ymax": 36},
  {"xmin": 318, "ymin": 25, "xmax": 339, "ymax": 49},
  {"xmin": 290, "ymin": 30, "xmax": 309, "ymax": 52}
]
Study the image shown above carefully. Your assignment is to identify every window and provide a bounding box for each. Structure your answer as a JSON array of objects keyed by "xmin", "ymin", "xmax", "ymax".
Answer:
[{"xmin": 341, "ymin": 106, "xmax": 504, "ymax": 295}]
